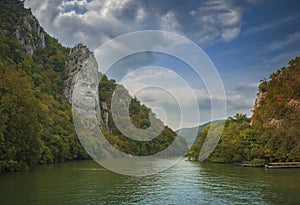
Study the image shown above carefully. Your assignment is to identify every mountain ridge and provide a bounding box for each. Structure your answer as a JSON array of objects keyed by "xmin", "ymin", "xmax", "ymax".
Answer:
[{"xmin": 0, "ymin": 0, "xmax": 184, "ymax": 172}]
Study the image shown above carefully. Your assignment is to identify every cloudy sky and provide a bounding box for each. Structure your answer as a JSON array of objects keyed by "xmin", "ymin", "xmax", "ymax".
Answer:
[{"xmin": 25, "ymin": 0, "xmax": 300, "ymax": 129}]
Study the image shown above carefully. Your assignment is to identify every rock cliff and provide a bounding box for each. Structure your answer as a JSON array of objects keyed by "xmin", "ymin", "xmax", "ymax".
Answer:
[
  {"xmin": 64, "ymin": 44, "xmax": 98, "ymax": 103},
  {"xmin": 64, "ymin": 44, "xmax": 111, "ymax": 130},
  {"xmin": 0, "ymin": 0, "xmax": 46, "ymax": 56},
  {"xmin": 14, "ymin": 13, "xmax": 46, "ymax": 56},
  {"xmin": 251, "ymin": 56, "xmax": 300, "ymax": 130}
]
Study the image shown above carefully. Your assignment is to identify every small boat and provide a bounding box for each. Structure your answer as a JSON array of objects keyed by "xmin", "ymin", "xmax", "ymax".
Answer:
[{"xmin": 265, "ymin": 162, "xmax": 300, "ymax": 169}]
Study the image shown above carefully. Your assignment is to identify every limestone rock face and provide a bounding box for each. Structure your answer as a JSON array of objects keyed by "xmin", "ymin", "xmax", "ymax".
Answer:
[
  {"xmin": 250, "ymin": 92, "xmax": 266, "ymax": 126},
  {"xmin": 264, "ymin": 118, "xmax": 283, "ymax": 129},
  {"xmin": 64, "ymin": 44, "xmax": 106, "ymax": 129},
  {"xmin": 64, "ymin": 44, "xmax": 120, "ymax": 159},
  {"xmin": 251, "ymin": 57, "xmax": 300, "ymax": 130},
  {"xmin": 13, "ymin": 14, "xmax": 46, "ymax": 56},
  {"xmin": 100, "ymin": 101, "xmax": 109, "ymax": 129},
  {"xmin": 251, "ymin": 91, "xmax": 283, "ymax": 129},
  {"xmin": 288, "ymin": 98, "xmax": 300, "ymax": 112},
  {"xmin": 64, "ymin": 44, "xmax": 98, "ymax": 103}
]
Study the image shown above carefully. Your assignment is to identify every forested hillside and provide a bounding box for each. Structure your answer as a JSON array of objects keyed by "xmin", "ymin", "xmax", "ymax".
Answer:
[
  {"xmin": 98, "ymin": 76, "xmax": 187, "ymax": 156},
  {"xmin": 0, "ymin": 0, "xmax": 182, "ymax": 172},
  {"xmin": 0, "ymin": 0, "xmax": 89, "ymax": 172},
  {"xmin": 187, "ymin": 57, "xmax": 300, "ymax": 164}
]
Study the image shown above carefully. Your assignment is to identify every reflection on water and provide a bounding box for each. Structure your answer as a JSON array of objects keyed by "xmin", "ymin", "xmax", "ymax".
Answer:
[{"xmin": 0, "ymin": 160, "xmax": 299, "ymax": 205}]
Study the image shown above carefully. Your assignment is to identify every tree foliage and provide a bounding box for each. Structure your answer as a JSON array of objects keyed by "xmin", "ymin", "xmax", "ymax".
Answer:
[
  {"xmin": 0, "ymin": 0, "xmax": 88, "ymax": 172},
  {"xmin": 0, "ymin": 0, "xmax": 184, "ymax": 172},
  {"xmin": 188, "ymin": 57, "xmax": 300, "ymax": 163},
  {"xmin": 98, "ymin": 76, "xmax": 186, "ymax": 156}
]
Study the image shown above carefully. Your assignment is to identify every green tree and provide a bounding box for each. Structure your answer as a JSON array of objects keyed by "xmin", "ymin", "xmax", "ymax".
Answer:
[{"xmin": 0, "ymin": 65, "xmax": 42, "ymax": 171}]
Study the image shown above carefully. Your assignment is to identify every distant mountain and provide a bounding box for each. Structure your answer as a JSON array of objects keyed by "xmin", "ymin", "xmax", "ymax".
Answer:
[{"xmin": 176, "ymin": 120, "xmax": 224, "ymax": 146}]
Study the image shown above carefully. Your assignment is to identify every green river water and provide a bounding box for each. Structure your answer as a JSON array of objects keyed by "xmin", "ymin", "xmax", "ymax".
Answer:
[{"xmin": 0, "ymin": 159, "xmax": 299, "ymax": 205}]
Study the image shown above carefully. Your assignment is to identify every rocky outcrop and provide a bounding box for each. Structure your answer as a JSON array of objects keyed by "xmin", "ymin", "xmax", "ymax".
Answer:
[
  {"xmin": 251, "ymin": 56, "xmax": 300, "ymax": 130},
  {"xmin": 100, "ymin": 101, "xmax": 109, "ymax": 129},
  {"xmin": 288, "ymin": 98, "xmax": 300, "ymax": 112},
  {"xmin": 13, "ymin": 14, "xmax": 46, "ymax": 56},
  {"xmin": 250, "ymin": 92, "xmax": 266, "ymax": 126},
  {"xmin": 263, "ymin": 118, "xmax": 283, "ymax": 129},
  {"xmin": 251, "ymin": 92, "xmax": 283, "ymax": 129},
  {"xmin": 64, "ymin": 44, "xmax": 98, "ymax": 103},
  {"xmin": 64, "ymin": 44, "xmax": 110, "ymax": 130}
]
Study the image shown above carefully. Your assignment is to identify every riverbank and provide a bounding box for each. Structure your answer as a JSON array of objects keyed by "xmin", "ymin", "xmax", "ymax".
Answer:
[{"xmin": 185, "ymin": 158, "xmax": 300, "ymax": 169}]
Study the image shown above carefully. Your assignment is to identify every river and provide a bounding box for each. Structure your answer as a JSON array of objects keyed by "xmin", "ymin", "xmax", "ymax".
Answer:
[{"xmin": 0, "ymin": 159, "xmax": 299, "ymax": 205}]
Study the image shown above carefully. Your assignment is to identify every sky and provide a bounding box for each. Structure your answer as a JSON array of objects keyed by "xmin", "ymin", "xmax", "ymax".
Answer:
[{"xmin": 24, "ymin": 0, "xmax": 300, "ymax": 130}]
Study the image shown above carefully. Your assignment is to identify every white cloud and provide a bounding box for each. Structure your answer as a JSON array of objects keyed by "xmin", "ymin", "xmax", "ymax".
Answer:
[
  {"xmin": 115, "ymin": 67, "xmax": 235, "ymax": 129},
  {"xmin": 224, "ymin": 83, "xmax": 258, "ymax": 118},
  {"xmin": 245, "ymin": 13, "xmax": 300, "ymax": 34},
  {"xmin": 122, "ymin": 68, "xmax": 177, "ymax": 83},
  {"xmin": 190, "ymin": 10, "xmax": 196, "ymax": 16},
  {"xmin": 268, "ymin": 32, "xmax": 300, "ymax": 51},
  {"xmin": 192, "ymin": 0, "xmax": 244, "ymax": 44},
  {"xmin": 23, "ymin": 0, "xmax": 258, "ymax": 128},
  {"xmin": 118, "ymin": 67, "xmax": 202, "ymax": 129},
  {"xmin": 25, "ymin": 0, "xmax": 144, "ymax": 49},
  {"xmin": 160, "ymin": 11, "xmax": 181, "ymax": 33},
  {"xmin": 268, "ymin": 50, "xmax": 300, "ymax": 70},
  {"xmin": 136, "ymin": 7, "xmax": 146, "ymax": 22},
  {"xmin": 24, "ymin": 0, "xmax": 247, "ymax": 49}
]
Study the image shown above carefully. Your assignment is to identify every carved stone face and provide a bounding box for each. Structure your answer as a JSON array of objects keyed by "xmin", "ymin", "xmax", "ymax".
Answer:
[
  {"xmin": 80, "ymin": 81, "xmax": 97, "ymax": 98},
  {"xmin": 73, "ymin": 69, "xmax": 98, "ymax": 111}
]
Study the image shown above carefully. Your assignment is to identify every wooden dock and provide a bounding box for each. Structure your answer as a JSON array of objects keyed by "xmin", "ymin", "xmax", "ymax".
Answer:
[{"xmin": 265, "ymin": 162, "xmax": 300, "ymax": 169}]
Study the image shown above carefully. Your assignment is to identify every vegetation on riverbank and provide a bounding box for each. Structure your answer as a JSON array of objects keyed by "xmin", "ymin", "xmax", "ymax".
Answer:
[
  {"xmin": 0, "ymin": 0, "xmax": 298, "ymax": 173},
  {"xmin": 0, "ymin": 0, "xmax": 182, "ymax": 173},
  {"xmin": 187, "ymin": 57, "xmax": 300, "ymax": 164}
]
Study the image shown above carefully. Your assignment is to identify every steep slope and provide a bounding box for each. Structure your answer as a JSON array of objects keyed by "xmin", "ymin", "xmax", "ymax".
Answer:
[
  {"xmin": 0, "ymin": 0, "xmax": 88, "ymax": 172},
  {"xmin": 63, "ymin": 43, "xmax": 187, "ymax": 157},
  {"xmin": 0, "ymin": 0, "xmax": 45, "ymax": 56},
  {"xmin": 187, "ymin": 57, "xmax": 300, "ymax": 163},
  {"xmin": 250, "ymin": 56, "xmax": 300, "ymax": 162},
  {"xmin": 0, "ymin": 0, "xmax": 185, "ymax": 172}
]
